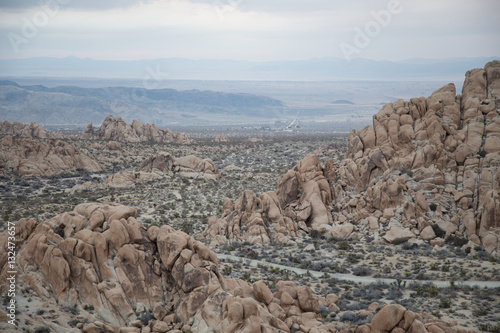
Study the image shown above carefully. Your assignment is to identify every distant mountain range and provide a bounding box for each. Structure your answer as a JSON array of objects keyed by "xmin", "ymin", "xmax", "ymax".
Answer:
[
  {"xmin": 0, "ymin": 56, "xmax": 498, "ymax": 81},
  {"xmin": 0, "ymin": 80, "xmax": 284, "ymax": 127}
]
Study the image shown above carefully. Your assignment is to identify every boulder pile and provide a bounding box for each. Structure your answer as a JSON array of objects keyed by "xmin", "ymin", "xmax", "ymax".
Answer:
[
  {"xmin": 73, "ymin": 153, "xmax": 220, "ymax": 191},
  {"xmin": 204, "ymin": 154, "xmax": 333, "ymax": 246},
  {"xmin": 205, "ymin": 61, "xmax": 500, "ymax": 255},
  {"xmin": 81, "ymin": 115, "xmax": 191, "ymax": 144},
  {"xmin": 140, "ymin": 153, "xmax": 220, "ymax": 180},
  {"xmin": 0, "ymin": 204, "xmax": 469, "ymax": 333},
  {"xmin": 332, "ymin": 61, "xmax": 500, "ymax": 255}
]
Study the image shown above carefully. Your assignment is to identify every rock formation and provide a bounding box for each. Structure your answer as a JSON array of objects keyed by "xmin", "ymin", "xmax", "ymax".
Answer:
[
  {"xmin": 215, "ymin": 135, "xmax": 229, "ymax": 143},
  {"xmin": 0, "ymin": 120, "xmax": 62, "ymax": 139},
  {"xmin": 73, "ymin": 153, "xmax": 220, "ymax": 191},
  {"xmin": 0, "ymin": 136, "xmax": 103, "ymax": 178},
  {"xmin": 204, "ymin": 61, "xmax": 500, "ymax": 255},
  {"xmin": 331, "ymin": 61, "xmax": 500, "ymax": 255},
  {"xmin": 0, "ymin": 204, "xmax": 468, "ymax": 333},
  {"xmin": 204, "ymin": 154, "xmax": 332, "ymax": 245},
  {"xmin": 81, "ymin": 115, "xmax": 191, "ymax": 144}
]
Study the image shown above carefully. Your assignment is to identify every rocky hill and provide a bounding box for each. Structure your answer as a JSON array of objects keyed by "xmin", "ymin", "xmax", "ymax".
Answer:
[
  {"xmin": 81, "ymin": 115, "xmax": 192, "ymax": 144},
  {"xmin": 205, "ymin": 61, "xmax": 500, "ymax": 256},
  {"xmin": 0, "ymin": 121, "xmax": 62, "ymax": 139},
  {"xmin": 0, "ymin": 136, "xmax": 103, "ymax": 178},
  {"xmin": 73, "ymin": 152, "xmax": 220, "ymax": 191},
  {"xmin": 0, "ymin": 203, "xmax": 469, "ymax": 333}
]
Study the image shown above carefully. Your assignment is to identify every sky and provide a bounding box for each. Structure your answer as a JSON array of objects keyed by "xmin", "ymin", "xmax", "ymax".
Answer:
[{"xmin": 0, "ymin": 0, "xmax": 499, "ymax": 61}]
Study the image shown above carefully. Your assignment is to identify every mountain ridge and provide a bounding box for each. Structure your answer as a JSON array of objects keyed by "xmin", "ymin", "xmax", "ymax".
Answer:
[
  {"xmin": 0, "ymin": 81, "xmax": 284, "ymax": 127},
  {"xmin": 1, "ymin": 56, "xmax": 498, "ymax": 81}
]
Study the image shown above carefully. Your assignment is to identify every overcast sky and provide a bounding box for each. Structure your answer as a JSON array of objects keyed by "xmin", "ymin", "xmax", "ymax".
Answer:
[{"xmin": 0, "ymin": 0, "xmax": 499, "ymax": 61}]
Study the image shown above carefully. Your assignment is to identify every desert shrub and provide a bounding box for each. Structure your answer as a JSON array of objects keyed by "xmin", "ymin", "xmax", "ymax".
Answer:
[
  {"xmin": 402, "ymin": 242, "xmax": 417, "ymax": 250},
  {"xmin": 473, "ymin": 308, "xmax": 489, "ymax": 316},
  {"xmin": 180, "ymin": 222, "xmax": 193, "ymax": 235},
  {"xmin": 241, "ymin": 271, "xmax": 252, "ymax": 282},
  {"xmin": 309, "ymin": 261, "xmax": 335, "ymax": 271},
  {"xmin": 297, "ymin": 259, "xmax": 311, "ymax": 269},
  {"xmin": 34, "ymin": 327, "xmax": 51, "ymax": 333},
  {"xmin": 319, "ymin": 305, "xmax": 330, "ymax": 318},
  {"xmin": 222, "ymin": 265, "xmax": 232, "ymax": 276},
  {"xmin": 140, "ymin": 312, "xmax": 154, "ymax": 325},
  {"xmin": 353, "ymin": 287, "xmax": 381, "ymax": 301},
  {"xmin": 414, "ymin": 284, "xmax": 439, "ymax": 297},
  {"xmin": 481, "ymin": 325, "xmax": 500, "ymax": 333},
  {"xmin": 386, "ymin": 286, "xmax": 403, "ymax": 300},
  {"xmin": 397, "ymin": 298, "xmax": 416, "ymax": 311},
  {"xmin": 337, "ymin": 241, "xmax": 350, "ymax": 250},
  {"xmin": 415, "ymin": 271, "xmax": 429, "ymax": 280},
  {"xmin": 438, "ymin": 299, "xmax": 451, "ymax": 308},
  {"xmin": 352, "ymin": 265, "xmax": 372, "ymax": 276},
  {"xmin": 339, "ymin": 312, "xmax": 368, "ymax": 325},
  {"xmin": 83, "ymin": 304, "xmax": 94, "ymax": 311},
  {"xmin": 338, "ymin": 300, "xmax": 371, "ymax": 311},
  {"xmin": 347, "ymin": 253, "xmax": 358, "ymax": 263},
  {"xmin": 445, "ymin": 236, "xmax": 468, "ymax": 247}
]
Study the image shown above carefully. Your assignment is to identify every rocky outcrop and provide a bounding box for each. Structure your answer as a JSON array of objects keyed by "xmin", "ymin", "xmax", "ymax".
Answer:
[
  {"xmin": 73, "ymin": 153, "xmax": 219, "ymax": 191},
  {"xmin": 204, "ymin": 154, "xmax": 332, "ymax": 245},
  {"xmin": 215, "ymin": 135, "xmax": 229, "ymax": 143},
  {"xmin": 331, "ymin": 61, "xmax": 500, "ymax": 255},
  {"xmin": 81, "ymin": 115, "xmax": 191, "ymax": 144},
  {"xmin": 136, "ymin": 153, "xmax": 220, "ymax": 181},
  {"xmin": 0, "ymin": 120, "xmax": 62, "ymax": 139},
  {"xmin": 1, "ymin": 203, "xmax": 227, "ymax": 331},
  {"xmin": 204, "ymin": 62, "xmax": 500, "ymax": 255},
  {"xmin": 0, "ymin": 204, "xmax": 471, "ymax": 333},
  {"xmin": 0, "ymin": 136, "xmax": 103, "ymax": 178}
]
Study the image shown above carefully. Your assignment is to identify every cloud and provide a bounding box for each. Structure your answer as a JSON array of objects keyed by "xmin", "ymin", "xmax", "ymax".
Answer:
[
  {"xmin": 0, "ymin": 0, "xmax": 498, "ymax": 61},
  {"xmin": 0, "ymin": 0, "xmax": 143, "ymax": 10}
]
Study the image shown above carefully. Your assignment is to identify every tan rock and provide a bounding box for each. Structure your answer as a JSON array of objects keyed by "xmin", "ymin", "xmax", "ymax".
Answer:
[
  {"xmin": 420, "ymin": 226, "xmax": 436, "ymax": 241},
  {"xmin": 296, "ymin": 286, "xmax": 320, "ymax": 313},
  {"xmin": 253, "ymin": 280, "xmax": 273, "ymax": 305},
  {"xmin": 331, "ymin": 223, "xmax": 354, "ymax": 240},
  {"xmin": 370, "ymin": 304, "xmax": 406, "ymax": 331},
  {"xmin": 383, "ymin": 226, "xmax": 415, "ymax": 244}
]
